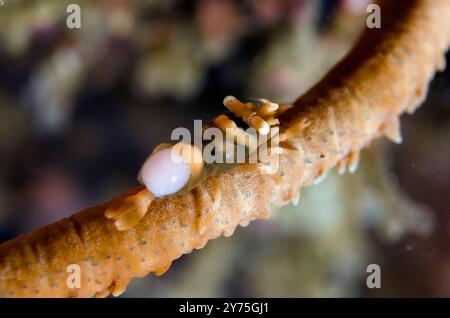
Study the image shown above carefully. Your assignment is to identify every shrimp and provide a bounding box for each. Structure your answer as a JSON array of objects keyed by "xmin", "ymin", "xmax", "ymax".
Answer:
[{"xmin": 105, "ymin": 96, "xmax": 291, "ymax": 231}]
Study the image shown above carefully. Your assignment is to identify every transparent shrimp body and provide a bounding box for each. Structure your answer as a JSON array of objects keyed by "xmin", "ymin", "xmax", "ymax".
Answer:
[{"xmin": 105, "ymin": 96, "xmax": 290, "ymax": 230}]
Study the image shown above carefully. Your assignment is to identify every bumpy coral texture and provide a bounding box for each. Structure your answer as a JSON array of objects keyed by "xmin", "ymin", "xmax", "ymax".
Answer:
[{"xmin": 0, "ymin": 0, "xmax": 449, "ymax": 297}]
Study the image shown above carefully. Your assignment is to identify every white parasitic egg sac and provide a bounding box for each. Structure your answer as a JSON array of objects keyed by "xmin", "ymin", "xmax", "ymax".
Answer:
[{"xmin": 138, "ymin": 147, "xmax": 192, "ymax": 197}]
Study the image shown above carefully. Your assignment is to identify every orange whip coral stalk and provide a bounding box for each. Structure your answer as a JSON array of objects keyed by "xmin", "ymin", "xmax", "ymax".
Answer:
[{"xmin": 1, "ymin": 0, "xmax": 449, "ymax": 297}]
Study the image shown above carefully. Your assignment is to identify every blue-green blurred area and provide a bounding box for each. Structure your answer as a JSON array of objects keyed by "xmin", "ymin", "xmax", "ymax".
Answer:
[{"xmin": 0, "ymin": 0, "xmax": 449, "ymax": 297}]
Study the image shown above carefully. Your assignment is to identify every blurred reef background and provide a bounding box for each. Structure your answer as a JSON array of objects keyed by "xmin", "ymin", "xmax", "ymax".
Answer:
[{"xmin": 0, "ymin": 0, "xmax": 449, "ymax": 297}]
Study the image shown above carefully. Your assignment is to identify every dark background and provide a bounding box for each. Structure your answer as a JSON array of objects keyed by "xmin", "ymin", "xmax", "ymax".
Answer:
[{"xmin": 0, "ymin": 0, "xmax": 449, "ymax": 297}]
